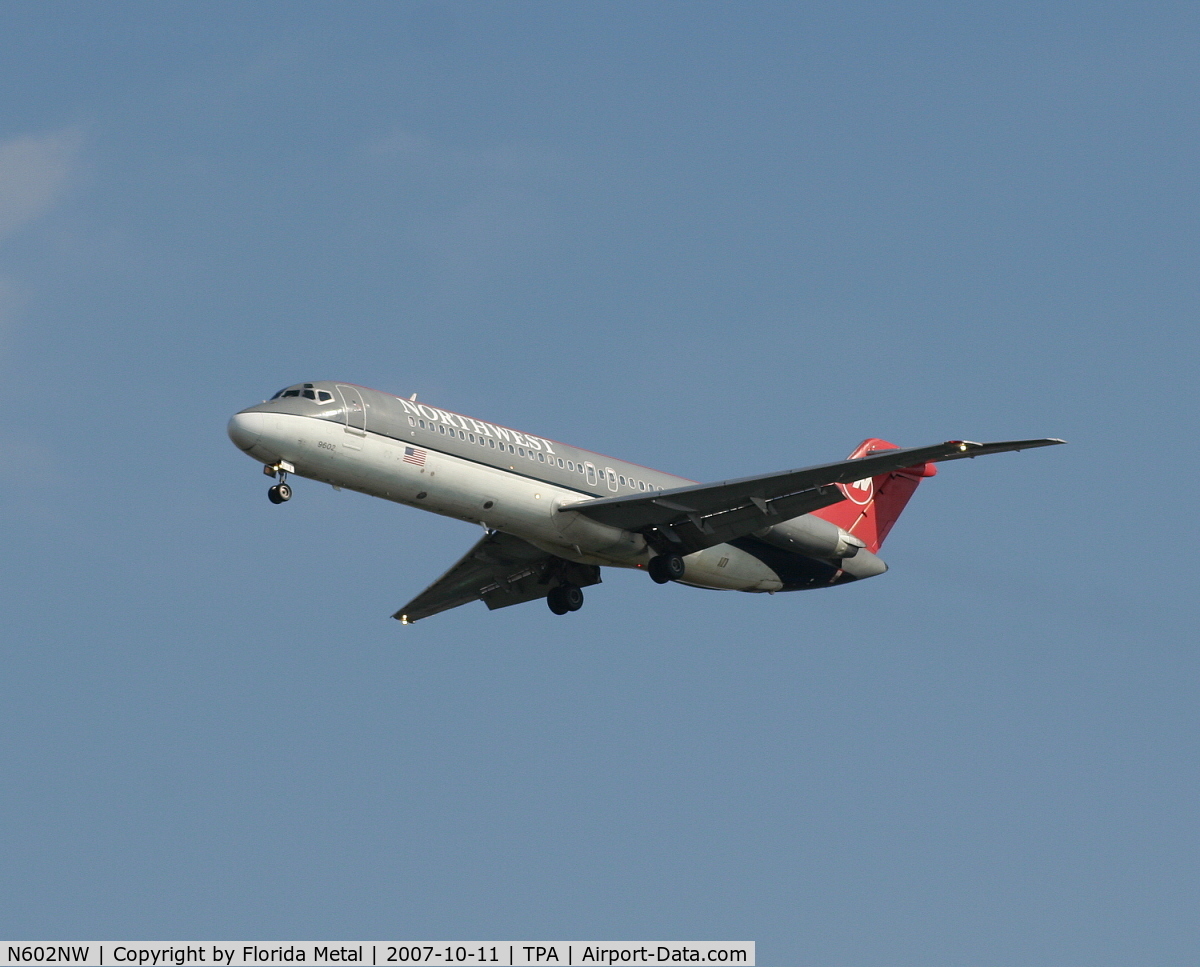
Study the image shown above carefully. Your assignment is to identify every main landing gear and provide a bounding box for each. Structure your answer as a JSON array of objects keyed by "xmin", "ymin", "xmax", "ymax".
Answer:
[
  {"xmin": 647, "ymin": 553, "xmax": 685, "ymax": 584},
  {"xmin": 546, "ymin": 583, "xmax": 584, "ymax": 615}
]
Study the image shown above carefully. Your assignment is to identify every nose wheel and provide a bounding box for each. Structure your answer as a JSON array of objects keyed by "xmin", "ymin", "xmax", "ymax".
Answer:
[
  {"xmin": 647, "ymin": 553, "xmax": 685, "ymax": 584},
  {"xmin": 547, "ymin": 583, "xmax": 584, "ymax": 615},
  {"xmin": 266, "ymin": 464, "xmax": 292, "ymax": 503},
  {"xmin": 264, "ymin": 461, "xmax": 295, "ymax": 503}
]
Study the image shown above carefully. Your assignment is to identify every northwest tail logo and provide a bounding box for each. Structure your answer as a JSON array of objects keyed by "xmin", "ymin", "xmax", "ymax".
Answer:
[
  {"xmin": 843, "ymin": 476, "xmax": 874, "ymax": 504},
  {"xmin": 815, "ymin": 438, "xmax": 937, "ymax": 554}
]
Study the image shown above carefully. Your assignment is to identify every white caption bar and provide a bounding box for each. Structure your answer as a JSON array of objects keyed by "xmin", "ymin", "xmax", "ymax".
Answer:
[{"xmin": 0, "ymin": 945, "xmax": 754, "ymax": 967}]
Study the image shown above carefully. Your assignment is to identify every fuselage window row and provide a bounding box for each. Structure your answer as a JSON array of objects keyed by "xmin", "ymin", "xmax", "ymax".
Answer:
[{"xmin": 401, "ymin": 407, "xmax": 657, "ymax": 491}]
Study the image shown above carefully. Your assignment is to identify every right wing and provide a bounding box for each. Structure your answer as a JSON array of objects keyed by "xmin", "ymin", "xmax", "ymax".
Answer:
[
  {"xmin": 565, "ymin": 438, "xmax": 1065, "ymax": 555},
  {"xmin": 393, "ymin": 530, "xmax": 601, "ymax": 623}
]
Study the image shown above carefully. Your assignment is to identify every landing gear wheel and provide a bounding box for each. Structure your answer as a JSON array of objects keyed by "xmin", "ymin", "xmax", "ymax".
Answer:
[
  {"xmin": 268, "ymin": 482, "xmax": 292, "ymax": 504},
  {"xmin": 562, "ymin": 584, "xmax": 584, "ymax": 612},
  {"xmin": 648, "ymin": 553, "xmax": 685, "ymax": 584},
  {"xmin": 547, "ymin": 586, "xmax": 570, "ymax": 615},
  {"xmin": 547, "ymin": 584, "xmax": 585, "ymax": 615},
  {"xmin": 647, "ymin": 557, "xmax": 669, "ymax": 584}
]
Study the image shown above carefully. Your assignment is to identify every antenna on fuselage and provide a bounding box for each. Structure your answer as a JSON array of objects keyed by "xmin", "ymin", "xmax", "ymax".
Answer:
[{"xmin": 409, "ymin": 393, "xmax": 418, "ymax": 401}]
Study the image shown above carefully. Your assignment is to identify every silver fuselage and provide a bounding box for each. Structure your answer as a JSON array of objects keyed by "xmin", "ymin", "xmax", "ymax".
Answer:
[{"xmin": 227, "ymin": 381, "xmax": 886, "ymax": 593}]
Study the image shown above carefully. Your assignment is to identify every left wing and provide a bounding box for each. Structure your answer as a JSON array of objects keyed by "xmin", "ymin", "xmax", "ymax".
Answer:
[
  {"xmin": 565, "ymin": 438, "xmax": 1064, "ymax": 555},
  {"xmin": 394, "ymin": 530, "xmax": 601, "ymax": 623}
]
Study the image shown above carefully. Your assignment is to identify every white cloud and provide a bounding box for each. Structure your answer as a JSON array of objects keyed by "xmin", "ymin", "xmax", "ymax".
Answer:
[{"xmin": 0, "ymin": 127, "xmax": 81, "ymax": 242}]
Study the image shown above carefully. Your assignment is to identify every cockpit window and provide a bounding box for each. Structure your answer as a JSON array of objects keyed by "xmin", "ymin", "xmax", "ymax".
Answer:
[{"xmin": 273, "ymin": 384, "xmax": 334, "ymax": 402}]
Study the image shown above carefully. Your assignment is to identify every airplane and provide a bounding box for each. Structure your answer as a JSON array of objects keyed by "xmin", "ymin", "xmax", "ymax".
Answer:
[{"xmin": 227, "ymin": 381, "xmax": 1063, "ymax": 623}]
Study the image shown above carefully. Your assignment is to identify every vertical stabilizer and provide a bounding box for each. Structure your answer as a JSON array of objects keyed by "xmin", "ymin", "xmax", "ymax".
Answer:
[{"xmin": 810, "ymin": 439, "xmax": 937, "ymax": 554}]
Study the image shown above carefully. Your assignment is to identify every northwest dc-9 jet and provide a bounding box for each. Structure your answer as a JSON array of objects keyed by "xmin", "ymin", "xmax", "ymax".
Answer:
[{"xmin": 227, "ymin": 382, "xmax": 1063, "ymax": 623}]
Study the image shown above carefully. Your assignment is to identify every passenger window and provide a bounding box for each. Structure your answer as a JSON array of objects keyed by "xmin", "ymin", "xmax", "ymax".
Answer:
[
  {"xmin": 518, "ymin": 448, "xmax": 525, "ymax": 457},
  {"xmin": 439, "ymin": 425, "xmax": 445, "ymax": 434},
  {"xmin": 639, "ymin": 481, "xmax": 646, "ymax": 490},
  {"xmin": 459, "ymin": 430, "xmax": 466, "ymax": 440},
  {"xmin": 408, "ymin": 416, "xmax": 416, "ymax": 426},
  {"xmin": 619, "ymin": 475, "xmax": 626, "ymax": 485},
  {"xmin": 488, "ymin": 439, "xmax": 495, "ymax": 448},
  {"xmin": 469, "ymin": 433, "xmax": 476, "ymax": 443},
  {"xmin": 418, "ymin": 419, "xmax": 425, "ymax": 428},
  {"xmin": 557, "ymin": 458, "xmax": 564, "ymax": 468},
  {"xmin": 538, "ymin": 452, "xmax": 545, "ymax": 462}
]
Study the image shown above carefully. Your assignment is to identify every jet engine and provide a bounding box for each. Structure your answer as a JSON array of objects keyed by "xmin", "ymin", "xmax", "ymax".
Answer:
[
  {"xmin": 755, "ymin": 515, "xmax": 866, "ymax": 560},
  {"xmin": 553, "ymin": 498, "xmax": 648, "ymax": 560}
]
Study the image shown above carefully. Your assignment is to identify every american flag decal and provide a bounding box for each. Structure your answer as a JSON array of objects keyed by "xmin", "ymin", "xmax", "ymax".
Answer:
[{"xmin": 403, "ymin": 446, "xmax": 426, "ymax": 467}]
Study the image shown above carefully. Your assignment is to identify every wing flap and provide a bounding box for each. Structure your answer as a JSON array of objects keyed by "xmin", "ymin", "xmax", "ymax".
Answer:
[
  {"xmin": 394, "ymin": 530, "xmax": 601, "ymax": 623},
  {"xmin": 394, "ymin": 531, "xmax": 550, "ymax": 623}
]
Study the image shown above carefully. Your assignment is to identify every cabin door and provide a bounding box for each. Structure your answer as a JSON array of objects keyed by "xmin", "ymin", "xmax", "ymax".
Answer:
[{"xmin": 336, "ymin": 385, "xmax": 367, "ymax": 449}]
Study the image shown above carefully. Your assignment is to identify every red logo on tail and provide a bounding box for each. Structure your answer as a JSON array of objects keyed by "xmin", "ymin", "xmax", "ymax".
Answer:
[{"xmin": 813, "ymin": 439, "xmax": 937, "ymax": 554}]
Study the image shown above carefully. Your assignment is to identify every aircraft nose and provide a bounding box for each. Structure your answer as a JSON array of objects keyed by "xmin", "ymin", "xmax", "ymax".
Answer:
[{"xmin": 227, "ymin": 411, "xmax": 265, "ymax": 451}]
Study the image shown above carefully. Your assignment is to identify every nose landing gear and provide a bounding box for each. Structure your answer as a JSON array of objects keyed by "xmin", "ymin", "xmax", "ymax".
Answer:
[
  {"xmin": 547, "ymin": 583, "xmax": 584, "ymax": 615},
  {"xmin": 264, "ymin": 462, "xmax": 295, "ymax": 504}
]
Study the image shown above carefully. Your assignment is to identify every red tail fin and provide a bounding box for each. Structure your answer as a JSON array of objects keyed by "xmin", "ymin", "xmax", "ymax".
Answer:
[{"xmin": 810, "ymin": 438, "xmax": 938, "ymax": 554}]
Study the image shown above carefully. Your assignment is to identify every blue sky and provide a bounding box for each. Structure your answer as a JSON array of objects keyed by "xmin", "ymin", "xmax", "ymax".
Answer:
[{"xmin": 1, "ymin": 3, "xmax": 1197, "ymax": 963}]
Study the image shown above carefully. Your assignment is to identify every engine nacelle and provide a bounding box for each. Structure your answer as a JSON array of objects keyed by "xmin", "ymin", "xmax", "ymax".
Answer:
[
  {"xmin": 755, "ymin": 515, "xmax": 866, "ymax": 559},
  {"xmin": 553, "ymin": 499, "xmax": 648, "ymax": 560}
]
